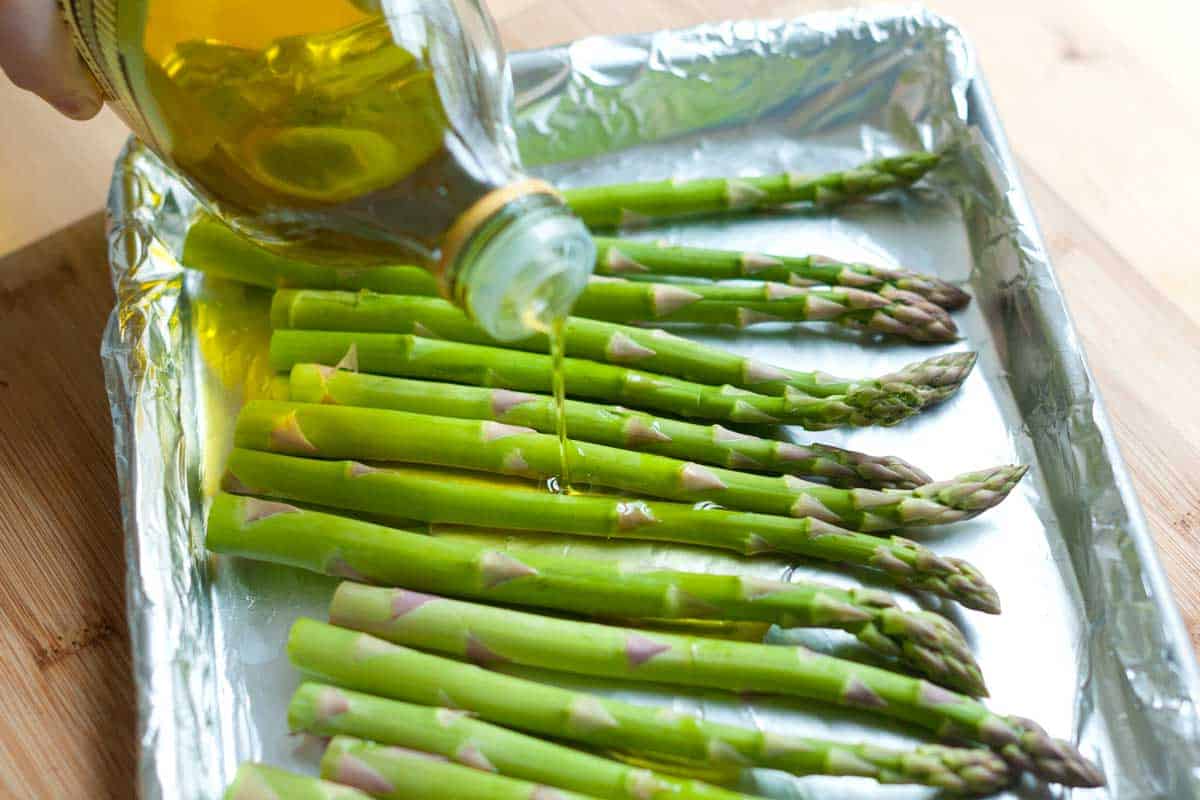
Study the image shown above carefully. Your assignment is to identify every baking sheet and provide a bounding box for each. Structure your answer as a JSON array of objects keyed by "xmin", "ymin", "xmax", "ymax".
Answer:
[{"xmin": 101, "ymin": 7, "xmax": 1200, "ymax": 799}]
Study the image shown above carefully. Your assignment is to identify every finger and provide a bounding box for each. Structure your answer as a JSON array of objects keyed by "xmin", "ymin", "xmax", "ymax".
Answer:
[{"xmin": 0, "ymin": 0, "xmax": 103, "ymax": 119}]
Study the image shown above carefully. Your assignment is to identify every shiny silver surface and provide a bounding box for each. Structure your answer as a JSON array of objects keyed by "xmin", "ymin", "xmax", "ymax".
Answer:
[{"xmin": 102, "ymin": 9, "xmax": 1200, "ymax": 799}]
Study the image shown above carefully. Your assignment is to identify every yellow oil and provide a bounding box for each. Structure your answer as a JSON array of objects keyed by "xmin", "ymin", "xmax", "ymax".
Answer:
[
  {"xmin": 548, "ymin": 317, "xmax": 572, "ymax": 494},
  {"xmin": 115, "ymin": 0, "xmax": 496, "ymax": 264},
  {"xmin": 100, "ymin": 0, "xmax": 586, "ymax": 495},
  {"xmin": 522, "ymin": 299, "xmax": 573, "ymax": 494}
]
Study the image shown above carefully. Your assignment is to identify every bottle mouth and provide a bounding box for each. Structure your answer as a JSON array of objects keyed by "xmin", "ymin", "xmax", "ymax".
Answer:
[{"xmin": 460, "ymin": 202, "xmax": 594, "ymax": 340}]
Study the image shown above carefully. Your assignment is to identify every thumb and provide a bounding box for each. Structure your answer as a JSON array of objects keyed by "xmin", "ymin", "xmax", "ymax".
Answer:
[{"xmin": 0, "ymin": 0, "xmax": 103, "ymax": 119}]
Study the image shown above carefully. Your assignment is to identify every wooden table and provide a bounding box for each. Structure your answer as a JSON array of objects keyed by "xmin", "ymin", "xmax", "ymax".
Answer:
[{"xmin": 1, "ymin": 2, "xmax": 1197, "ymax": 797}]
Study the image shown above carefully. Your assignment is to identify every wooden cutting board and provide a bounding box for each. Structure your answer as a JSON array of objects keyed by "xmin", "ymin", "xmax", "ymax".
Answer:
[{"xmin": 1, "ymin": 1, "xmax": 1196, "ymax": 796}]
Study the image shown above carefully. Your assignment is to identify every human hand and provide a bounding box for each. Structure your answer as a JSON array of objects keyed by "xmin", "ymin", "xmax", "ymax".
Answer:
[{"xmin": 0, "ymin": 0, "xmax": 102, "ymax": 119}]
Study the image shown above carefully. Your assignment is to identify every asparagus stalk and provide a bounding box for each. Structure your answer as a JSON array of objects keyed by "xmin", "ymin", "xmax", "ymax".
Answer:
[
  {"xmin": 290, "ymin": 366, "xmax": 933, "ymax": 489},
  {"xmin": 292, "ymin": 684, "xmax": 756, "ymax": 800},
  {"xmin": 269, "ymin": 331, "xmax": 845, "ymax": 428},
  {"xmin": 593, "ymin": 237, "xmax": 970, "ymax": 310},
  {"xmin": 290, "ymin": 620, "xmax": 1014, "ymax": 793},
  {"xmin": 295, "ymin": 362, "xmax": 931, "ymax": 489},
  {"xmin": 321, "ymin": 735, "xmax": 601, "ymax": 800},
  {"xmin": 321, "ymin": 591, "xmax": 1100, "ymax": 788},
  {"xmin": 269, "ymin": 330, "xmax": 974, "ymax": 429},
  {"xmin": 182, "ymin": 214, "xmax": 440, "ymax": 295},
  {"xmin": 237, "ymin": 399, "xmax": 1023, "ymax": 530},
  {"xmin": 223, "ymin": 449, "xmax": 1000, "ymax": 612},
  {"xmin": 562, "ymin": 152, "xmax": 942, "ymax": 228},
  {"xmin": 573, "ymin": 279, "xmax": 958, "ymax": 342},
  {"xmin": 208, "ymin": 494, "xmax": 983, "ymax": 692},
  {"xmin": 272, "ymin": 290, "xmax": 970, "ymax": 404},
  {"xmin": 225, "ymin": 763, "xmax": 372, "ymax": 800}
]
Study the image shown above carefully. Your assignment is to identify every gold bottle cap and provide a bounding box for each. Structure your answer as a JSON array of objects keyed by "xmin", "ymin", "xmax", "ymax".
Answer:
[{"xmin": 437, "ymin": 178, "xmax": 563, "ymax": 292}]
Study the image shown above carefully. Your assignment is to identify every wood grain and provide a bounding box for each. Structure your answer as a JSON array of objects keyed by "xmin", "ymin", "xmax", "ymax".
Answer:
[
  {"xmin": 1022, "ymin": 166, "xmax": 1200, "ymax": 645},
  {"xmin": 0, "ymin": 213, "xmax": 135, "ymax": 799},
  {"xmin": 0, "ymin": 2, "xmax": 1196, "ymax": 797}
]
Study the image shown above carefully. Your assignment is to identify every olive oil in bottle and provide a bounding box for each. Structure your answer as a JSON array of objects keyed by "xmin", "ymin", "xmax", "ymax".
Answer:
[{"xmin": 63, "ymin": 0, "xmax": 594, "ymax": 339}]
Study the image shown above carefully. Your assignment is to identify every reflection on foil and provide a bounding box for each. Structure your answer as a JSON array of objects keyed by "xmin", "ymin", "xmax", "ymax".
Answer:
[{"xmin": 102, "ymin": 8, "xmax": 1200, "ymax": 799}]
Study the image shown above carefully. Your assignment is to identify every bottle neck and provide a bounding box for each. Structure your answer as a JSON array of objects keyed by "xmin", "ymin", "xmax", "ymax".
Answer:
[{"xmin": 444, "ymin": 189, "xmax": 594, "ymax": 341}]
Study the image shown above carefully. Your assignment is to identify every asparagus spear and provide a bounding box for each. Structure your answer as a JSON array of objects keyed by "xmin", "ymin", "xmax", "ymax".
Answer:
[
  {"xmin": 321, "ymin": 735, "xmax": 601, "ymax": 800},
  {"xmin": 290, "ymin": 619, "xmax": 1014, "ymax": 793},
  {"xmin": 270, "ymin": 331, "xmax": 846, "ymax": 428},
  {"xmin": 289, "ymin": 366, "xmax": 933, "ymax": 489},
  {"xmin": 292, "ymin": 684, "xmax": 756, "ymax": 800},
  {"xmin": 593, "ymin": 238, "xmax": 970, "ymax": 310},
  {"xmin": 224, "ymin": 449, "xmax": 1000, "ymax": 612},
  {"xmin": 269, "ymin": 330, "xmax": 974, "ymax": 429},
  {"xmin": 207, "ymin": 494, "xmax": 983, "ymax": 692},
  {"xmin": 573, "ymin": 279, "xmax": 958, "ymax": 342},
  {"xmin": 225, "ymin": 763, "xmax": 372, "ymax": 800},
  {"xmin": 562, "ymin": 152, "xmax": 942, "ymax": 228},
  {"xmin": 272, "ymin": 290, "xmax": 970, "ymax": 403},
  {"xmin": 183, "ymin": 214, "xmax": 440, "ymax": 295},
  {"xmin": 237, "ymin": 399, "xmax": 1023, "ymax": 530},
  {"xmin": 321, "ymin": 592, "xmax": 1100, "ymax": 788}
]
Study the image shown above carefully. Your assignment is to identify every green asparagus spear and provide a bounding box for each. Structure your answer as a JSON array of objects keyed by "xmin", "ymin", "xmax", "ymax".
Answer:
[
  {"xmin": 269, "ymin": 330, "xmax": 973, "ymax": 429},
  {"xmin": 182, "ymin": 214, "xmax": 440, "ymax": 295},
  {"xmin": 562, "ymin": 152, "xmax": 942, "ymax": 228},
  {"xmin": 269, "ymin": 331, "xmax": 841, "ymax": 428},
  {"xmin": 593, "ymin": 238, "xmax": 970, "ymax": 310},
  {"xmin": 604, "ymin": 275, "xmax": 960, "ymax": 340},
  {"xmin": 314, "ymin": 377, "xmax": 928, "ymax": 489},
  {"xmin": 207, "ymin": 494, "xmax": 983, "ymax": 692},
  {"xmin": 573, "ymin": 279, "xmax": 958, "ymax": 342},
  {"xmin": 224, "ymin": 763, "xmax": 372, "ymax": 800},
  {"xmin": 321, "ymin": 591, "xmax": 1100, "ymax": 788},
  {"xmin": 237, "ymin": 399, "xmax": 1023, "ymax": 529},
  {"xmin": 321, "ymin": 735, "xmax": 601, "ymax": 800},
  {"xmin": 289, "ymin": 366, "xmax": 933, "ymax": 489},
  {"xmin": 271, "ymin": 289, "xmax": 829, "ymax": 394},
  {"xmin": 223, "ymin": 450, "xmax": 1000, "ymax": 612},
  {"xmin": 290, "ymin": 620, "xmax": 1014, "ymax": 793},
  {"xmin": 292, "ymin": 684, "xmax": 756, "ymax": 800},
  {"xmin": 271, "ymin": 290, "xmax": 971, "ymax": 403}
]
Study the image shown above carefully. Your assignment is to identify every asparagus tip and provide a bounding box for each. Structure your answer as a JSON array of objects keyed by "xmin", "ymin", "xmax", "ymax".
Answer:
[
  {"xmin": 880, "ymin": 609, "xmax": 987, "ymax": 697},
  {"xmin": 949, "ymin": 559, "xmax": 1002, "ymax": 615},
  {"xmin": 908, "ymin": 745, "xmax": 1013, "ymax": 795},
  {"xmin": 880, "ymin": 351, "xmax": 977, "ymax": 410},
  {"xmin": 1007, "ymin": 717, "xmax": 1106, "ymax": 787},
  {"xmin": 913, "ymin": 463, "xmax": 1029, "ymax": 517}
]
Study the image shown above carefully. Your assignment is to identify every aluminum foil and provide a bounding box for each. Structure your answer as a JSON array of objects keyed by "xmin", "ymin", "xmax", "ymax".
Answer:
[{"xmin": 101, "ymin": 7, "xmax": 1200, "ymax": 799}]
